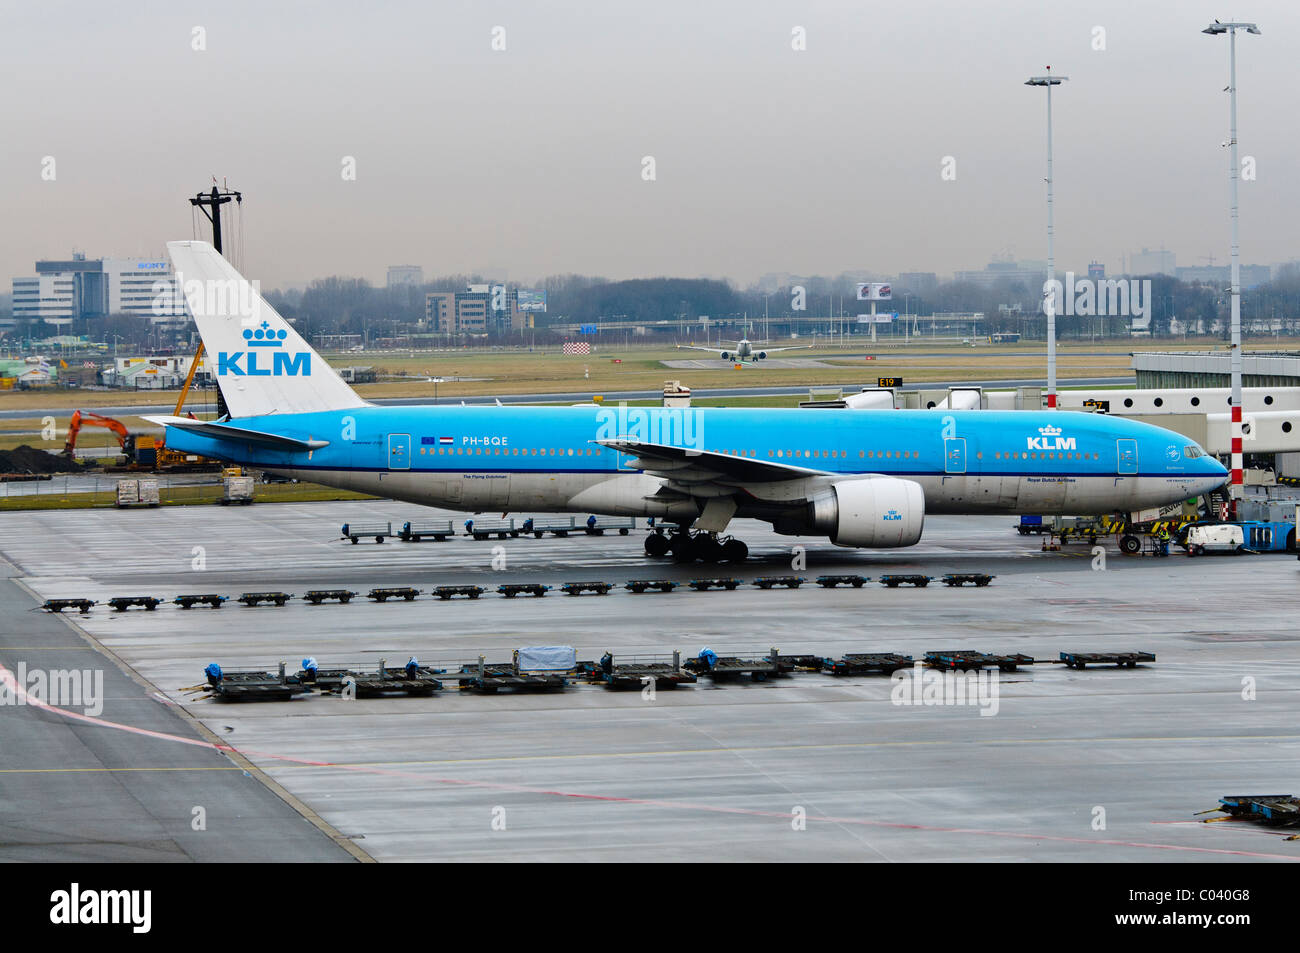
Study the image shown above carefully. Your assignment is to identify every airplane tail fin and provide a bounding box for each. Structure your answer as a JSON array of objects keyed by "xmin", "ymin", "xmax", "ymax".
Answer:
[{"xmin": 167, "ymin": 240, "xmax": 368, "ymax": 418}]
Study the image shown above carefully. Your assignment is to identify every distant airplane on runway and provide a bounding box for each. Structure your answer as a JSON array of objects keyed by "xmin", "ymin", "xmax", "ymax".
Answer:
[{"xmin": 675, "ymin": 330, "xmax": 811, "ymax": 364}]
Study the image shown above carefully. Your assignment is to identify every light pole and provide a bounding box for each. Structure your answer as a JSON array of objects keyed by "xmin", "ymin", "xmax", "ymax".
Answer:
[
  {"xmin": 1026, "ymin": 67, "xmax": 1068, "ymax": 408},
  {"xmin": 1203, "ymin": 20, "xmax": 1260, "ymax": 517}
]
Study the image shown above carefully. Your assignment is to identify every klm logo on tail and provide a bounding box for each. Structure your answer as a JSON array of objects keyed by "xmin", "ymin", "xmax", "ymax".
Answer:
[{"xmin": 218, "ymin": 320, "xmax": 312, "ymax": 377}]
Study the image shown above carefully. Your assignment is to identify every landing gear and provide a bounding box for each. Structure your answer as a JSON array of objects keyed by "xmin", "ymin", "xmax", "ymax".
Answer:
[
  {"xmin": 647, "ymin": 528, "xmax": 748, "ymax": 563},
  {"xmin": 694, "ymin": 535, "xmax": 724, "ymax": 563},
  {"xmin": 721, "ymin": 538, "xmax": 748, "ymax": 562}
]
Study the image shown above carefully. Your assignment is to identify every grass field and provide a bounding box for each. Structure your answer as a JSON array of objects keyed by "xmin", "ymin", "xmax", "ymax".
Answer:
[{"xmin": 0, "ymin": 338, "xmax": 1282, "ymax": 412}]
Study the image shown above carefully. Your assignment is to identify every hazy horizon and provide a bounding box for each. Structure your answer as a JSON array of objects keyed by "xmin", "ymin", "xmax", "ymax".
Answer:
[{"xmin": 3, "ymin": 1, "xmax": 1298, "ymax": 290}]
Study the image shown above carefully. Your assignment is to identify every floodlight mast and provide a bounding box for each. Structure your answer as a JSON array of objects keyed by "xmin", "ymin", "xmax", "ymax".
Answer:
[
  {"xmin": 1025, "ymin": 68, "xmax": 1068, "ymax": 409},
  {"xmin": 1202, "ymin": 21, "xmax": 1260, "ymax": 517}
]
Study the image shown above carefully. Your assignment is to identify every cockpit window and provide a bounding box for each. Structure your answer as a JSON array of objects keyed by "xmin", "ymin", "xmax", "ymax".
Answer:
[{"xmin": 1184, "ymin": 445, "xmax": 1204, "ymax": 459}]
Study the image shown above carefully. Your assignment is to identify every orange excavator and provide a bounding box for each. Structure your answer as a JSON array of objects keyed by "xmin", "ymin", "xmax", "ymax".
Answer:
[{"xmin": 62, "ymin": 410, "xmax": 131, "ymax": 459}]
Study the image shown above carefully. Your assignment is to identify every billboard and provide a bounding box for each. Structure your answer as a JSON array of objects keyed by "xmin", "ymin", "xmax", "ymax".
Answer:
[
  {"xmin": 855, "ymin": 282, "xmax": 893, "ymax": 301},
  {"xmin": 516, "ymin": 289, "xmax": 547, "ymax": 312}
]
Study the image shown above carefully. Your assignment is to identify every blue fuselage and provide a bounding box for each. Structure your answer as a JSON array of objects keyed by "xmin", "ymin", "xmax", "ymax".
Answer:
[{"xmin": 164, "ymin": 405, "xmax": 1227, "ymax": 518}]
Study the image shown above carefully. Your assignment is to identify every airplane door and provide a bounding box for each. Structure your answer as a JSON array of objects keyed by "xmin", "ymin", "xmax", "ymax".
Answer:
[
  {"xmin": 388, "ymin": 433, "xmax": 411, "ymax": 470},
  {"xmin": 1116, "ymin": 439, "xmax": 1138, "ymax": 475},
  {"xmin": 944, "ymin": 437, "xmax": 966, "ymax": 474}
]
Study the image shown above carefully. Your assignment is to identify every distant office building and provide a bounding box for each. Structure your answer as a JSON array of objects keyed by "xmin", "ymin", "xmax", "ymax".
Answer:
[
  {"xmin": 755, "ymin": 273, "xmax": 797, "ymax": 294},
  {"xmin": 953, "ymin": 260, "xmax": 1046, "ymax": 289},
  {"xmin": 387, "ymin": 265, "xmax": 423, "ymax": 289},
  {"xmin": 897, "ymin": 272, "xmax": 939, "ymax": 294},
  {"xmin": 1175, "ymin": 264, "xmax": 1271, "ymax": 288},
  {"xmin": 425, "ymin": 285, "xmax": 538, "ymax": 335},
  {"xmin": 12, "ymin": 253, "xmax": 186, "ymax": 328},
  {"xmin": 1129, "ymin": 247, "xmax": 1176, "ymax": 276}
]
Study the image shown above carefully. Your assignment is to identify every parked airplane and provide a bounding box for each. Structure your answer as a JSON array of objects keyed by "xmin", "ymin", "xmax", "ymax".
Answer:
[{"xmin": 148, "ymin": 241, "xmax": 1227, "ymax": 562}]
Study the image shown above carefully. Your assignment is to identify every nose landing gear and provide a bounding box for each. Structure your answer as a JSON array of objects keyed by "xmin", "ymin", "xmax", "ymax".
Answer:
[{"xmin": 644, "ymin": 528, "xmax": 747, "ymax": 563}]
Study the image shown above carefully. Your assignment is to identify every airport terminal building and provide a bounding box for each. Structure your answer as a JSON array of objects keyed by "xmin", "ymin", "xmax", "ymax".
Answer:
[{"xmin": 1133, "ymin": 350, "xmax": 1300, "ymax": 390}]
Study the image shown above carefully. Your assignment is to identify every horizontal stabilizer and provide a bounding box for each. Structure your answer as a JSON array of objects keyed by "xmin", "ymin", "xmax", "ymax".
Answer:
[{"xmin": 143, "ymin": 415, "xmax": 330, "ymax": 452}]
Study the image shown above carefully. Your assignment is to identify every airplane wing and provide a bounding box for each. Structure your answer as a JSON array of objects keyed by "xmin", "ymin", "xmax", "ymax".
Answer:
[
  {"xmin": 674, "ymin": 343, "xmax": 738, "ymax": 353},
  {"xmin": 595, "ymin": 438, "xmax": 827, "ymax": 484},
  {"xmin": 751, "ymin": 345, "xmax": 813, "ymax": 354}
]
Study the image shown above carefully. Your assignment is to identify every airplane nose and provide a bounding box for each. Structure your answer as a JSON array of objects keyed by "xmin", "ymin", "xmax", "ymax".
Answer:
[{"xmin": 1201, "ymin": 458, "xmax": 1228, "ymax": 492}]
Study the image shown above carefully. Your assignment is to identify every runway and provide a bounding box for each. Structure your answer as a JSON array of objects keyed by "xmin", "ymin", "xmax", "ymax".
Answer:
[{"xmin": 3, "ymin": 501, "xmax": 1298, "ymax": 862}]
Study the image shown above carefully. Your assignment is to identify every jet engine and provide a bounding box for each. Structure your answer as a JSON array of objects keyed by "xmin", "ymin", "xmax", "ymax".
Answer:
[
  {"xmin": 756, "ymin": 351, "xmax": 767, "ymax": 360},
  {"xmin": 720, "ymin": 351, "xmax": 732, "ymax": 361},
  {"xmin": 808, "ymin": 476, "xmax": 925, "ymax": 548}
]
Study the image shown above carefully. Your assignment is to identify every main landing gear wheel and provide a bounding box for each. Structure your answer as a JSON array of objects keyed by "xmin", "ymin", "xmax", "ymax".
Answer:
[
  {"xmin": 644, "ymin": 533, "xmax": 669, "ymax": 558},
  {"xmin": 1119, "ymin": 534, "xmax": 1141, "ymax": 555},
  {"xmin": 669, "ymin": 534, "xmax": 695, "ymax": 563},
  {"xmin": 694, "ymin": 536, "xmax": 724, "ymax": 564},
  {"xmin": 721, "ymin": 538, "xmax": 748, "ymax": 563}
]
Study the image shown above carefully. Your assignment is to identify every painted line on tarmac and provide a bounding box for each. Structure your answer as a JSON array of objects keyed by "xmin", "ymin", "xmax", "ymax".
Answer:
[{"xmin": 3, "ymin": 663, "xmax": 1294, "ymax": 861}]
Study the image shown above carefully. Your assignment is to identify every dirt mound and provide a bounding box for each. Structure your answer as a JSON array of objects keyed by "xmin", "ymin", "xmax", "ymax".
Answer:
[{"xmin": 0, "ymin": 445, "xmax": 89, "ymax": 474}]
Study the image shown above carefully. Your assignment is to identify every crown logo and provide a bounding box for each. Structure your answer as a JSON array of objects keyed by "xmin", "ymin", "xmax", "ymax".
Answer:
[
  {"xmin": 1038, "ymin": 425, "xmax": 1062, "ymax": 436},
  {"xmin": 243, "ymin": 320, "xmax": 288, "ymax": 348}
]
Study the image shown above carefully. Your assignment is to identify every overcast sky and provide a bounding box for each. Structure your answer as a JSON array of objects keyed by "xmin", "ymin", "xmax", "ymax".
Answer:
[{"xmin": 2, "ymin": 1, "xmax": 1297, "ymax": 289}]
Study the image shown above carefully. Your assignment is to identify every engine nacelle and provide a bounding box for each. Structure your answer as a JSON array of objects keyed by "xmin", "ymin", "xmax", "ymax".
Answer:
[
  {"xmin": 756, "ymin": 351, "xmax": 767, "ymax": 360},
  {"xmin": 720, "ymin": 351, "xmax": 731, "ymax": 361},
  {"xmin": 809, "ymin": 477, "xmax": 925, "ymax": 548}
]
